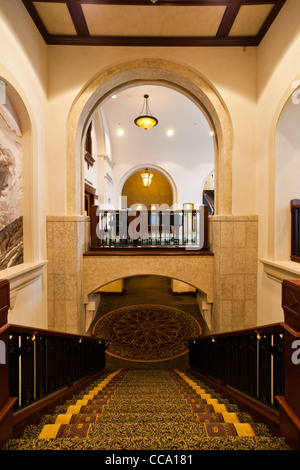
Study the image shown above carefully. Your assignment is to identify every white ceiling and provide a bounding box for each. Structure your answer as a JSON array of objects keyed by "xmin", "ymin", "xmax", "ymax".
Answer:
[{"xmin": 99, "ymin": 84, "xmax": 215, "ymax": 169}]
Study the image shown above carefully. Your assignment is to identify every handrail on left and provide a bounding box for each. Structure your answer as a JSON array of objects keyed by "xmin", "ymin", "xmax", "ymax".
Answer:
[{"xmin": 0, "ymin": 279, "xmax": 106, "ymax": 447}]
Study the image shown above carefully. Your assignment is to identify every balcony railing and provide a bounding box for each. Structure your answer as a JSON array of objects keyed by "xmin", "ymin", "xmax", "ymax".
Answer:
[{"xmin": 89, "ymin": 205, "xmax": 209, "ymax": 251}]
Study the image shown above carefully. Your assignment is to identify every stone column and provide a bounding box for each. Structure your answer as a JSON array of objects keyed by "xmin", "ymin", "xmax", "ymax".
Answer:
[
  {"xmin": 209, "ymin": 215, "xmax": 258, "ymax": 333},
  {"xmin": 46, "ymin": 215, "xmax": 88, "ymax": 335}
]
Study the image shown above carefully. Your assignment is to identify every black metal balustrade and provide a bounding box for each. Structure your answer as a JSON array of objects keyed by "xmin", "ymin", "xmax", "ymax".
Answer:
[
  {"xmin": 189, "ymin": 324, "xmax": 285, "ymax": 410},
  {"xmin": 7, "ymin": 326, "xmax": 106, "ymax": 411},
  {"xmin": 90, "ymin": 205, "xmax": 209, "ymax": 251}
]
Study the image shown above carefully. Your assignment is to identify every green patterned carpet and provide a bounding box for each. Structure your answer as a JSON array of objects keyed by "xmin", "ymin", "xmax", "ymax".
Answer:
[
  {"xmin": 92, "ymin": 305, "xmax": 201, "ymax": 362},
  {"xmin": 3, "ymin": 369, "xmax": 291, "ymax": 451}
]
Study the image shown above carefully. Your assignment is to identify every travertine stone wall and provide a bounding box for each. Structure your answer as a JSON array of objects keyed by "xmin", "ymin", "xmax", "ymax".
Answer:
[
  {"xmin": 46, "ymin": 215, "xmax": 88, "ymax": 334},
  {"xmin": 82, "ymin": 253, "xmax": 215, "ymax": 306},
  {"xmin": 209, "ymin": 215, "xmax": 258, "ymax": 333},
  {"xmin": 46, "ymin": 214, "xmax": 258, "ymax": 336}
]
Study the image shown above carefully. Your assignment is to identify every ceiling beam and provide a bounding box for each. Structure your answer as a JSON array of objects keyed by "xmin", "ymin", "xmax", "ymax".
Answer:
[
  {"xmin": 45, "ymin": 34, "xmax": 259, "ymax": 47},
  {"xmin": 66, "ymin": 0, "xmax": 90, "ymax": 36},
  {"xmin": 22, "ymin": 0, "xmax": 50, "ymax": 41},
  {"xmin": 78, "ymin": 0, "xmax": 230, "ymax": 4},
  {"xmin": 30, "ymin": 0, "xmax": 230, "ymax": 4},
  {"xmin": 216, "ymin": 0, "xmax": 241, "ymax": 38},
  {"xmin": 255, "ymin": 0, "xmax": 287, "ymax": 43}
]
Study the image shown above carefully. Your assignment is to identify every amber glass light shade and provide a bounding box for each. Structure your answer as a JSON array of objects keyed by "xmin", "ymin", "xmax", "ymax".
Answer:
[
  {"xmin": 141, "ymin": 169, "xmax": 153, "ymax": 188},
  {"xmin": 134, "ymin": 94, "xmax": 158, "ymax": 130}
]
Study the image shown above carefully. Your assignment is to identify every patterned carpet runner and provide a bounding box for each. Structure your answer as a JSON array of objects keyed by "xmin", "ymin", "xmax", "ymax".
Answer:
[{"xmin": 3, "ymin": 369, "xmax": 291, "ymax": 450}]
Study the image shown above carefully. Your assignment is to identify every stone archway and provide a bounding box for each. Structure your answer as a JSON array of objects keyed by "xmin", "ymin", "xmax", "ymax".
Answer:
[
  {"xmin": 83, "ymin": 261, "xmax": 214, "ymax": 334},
  {"xmin": 50, "ymin": 59, "xmax": 235, "ymax": 335},
  {"xmin": 66, "ymin": 58, "xmax": 233, "ymax": 217}
]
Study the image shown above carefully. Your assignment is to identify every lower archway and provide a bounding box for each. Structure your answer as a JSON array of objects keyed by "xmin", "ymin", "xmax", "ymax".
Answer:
[{"xmin": 90, "ymin": 275, "xmax": 205, "ymax": 369}]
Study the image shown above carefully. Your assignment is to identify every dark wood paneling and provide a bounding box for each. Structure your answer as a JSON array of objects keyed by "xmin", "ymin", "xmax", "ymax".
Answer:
[{"xmin": 277, "ymin": 279, "xmax": 300, "ymax": 450}]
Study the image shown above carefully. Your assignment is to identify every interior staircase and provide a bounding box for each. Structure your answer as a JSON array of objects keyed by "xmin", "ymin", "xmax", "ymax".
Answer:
[{"xmin": 3, "ymin": 369, "xmax": 291, "ymax": 451}]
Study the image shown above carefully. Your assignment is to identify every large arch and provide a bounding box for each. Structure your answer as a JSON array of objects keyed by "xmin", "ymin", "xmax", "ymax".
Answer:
[
  {"xmin": 265, "ymin": 74, "xmax": 300, "ymax": 261},
  {"xmin": 66, "ymin": 58, "xmax": 233, "ymax": 217}
]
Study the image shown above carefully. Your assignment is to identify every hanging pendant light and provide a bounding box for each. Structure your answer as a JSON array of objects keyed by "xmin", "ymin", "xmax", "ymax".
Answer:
[
  {"xmin": 141, "ymin": 169, "xmax": 153, "ymax": 188},
  {"xmin": 134, "ymin": 94, "xmax": 158, "ymax": 130}
]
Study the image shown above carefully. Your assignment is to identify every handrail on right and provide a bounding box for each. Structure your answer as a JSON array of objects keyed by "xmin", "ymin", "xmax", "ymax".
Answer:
[{"xmin": 189, "ymin": 322, "xmax": 285, "ymax": 410}]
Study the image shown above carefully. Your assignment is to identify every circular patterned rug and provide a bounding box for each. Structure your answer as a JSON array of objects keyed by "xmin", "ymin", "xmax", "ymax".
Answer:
[{"xmin": 92, "ymin": 304, "xmax": 201, "ymax": 362}]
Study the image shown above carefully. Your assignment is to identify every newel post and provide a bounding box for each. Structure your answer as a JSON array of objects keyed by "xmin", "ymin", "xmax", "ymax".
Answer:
[
  {"xmin": 0, "ymin": 279, "xmax": 16, "ymax": 447},
  {"xmin": 277, "ymin": 279, "xmax": 300, "ymax": 450}
]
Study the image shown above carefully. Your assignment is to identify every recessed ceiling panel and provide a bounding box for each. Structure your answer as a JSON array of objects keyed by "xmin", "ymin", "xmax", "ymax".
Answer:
[
  {"xmin": 22, "ymin": 0, "xmax": 287, "ymax": 46},
  {"xmin": 82, "ymin": 5, "xmax": 226, "ymax": 37},
  {"xmin": 229, "ymin": 4, "xmax": 274, "ymax": 37},
  {"xmin": 33, "ymin": 2, "xmax": 77, "ymax": 35}
]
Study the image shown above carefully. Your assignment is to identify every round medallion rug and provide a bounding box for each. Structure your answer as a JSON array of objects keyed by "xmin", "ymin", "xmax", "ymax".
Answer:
[{"xmin": 92, "ymin": 304, "xmax": 201, "ymax": 362}]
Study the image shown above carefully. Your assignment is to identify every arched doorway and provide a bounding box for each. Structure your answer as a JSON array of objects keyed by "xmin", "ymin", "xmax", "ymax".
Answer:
[
  {"xmin": 63, "ymin": 59, "xmax": 235, "ymax": 335},
  {"xmin": 66, "ymin": 59, "xmax": 233, "ymax": 217},
  {"xmin": 121, "ymin": 167, "xmax": 174, "ymax": 210},
  {"xmin": 90, "ymin": 274, "xmax": 205, "ymax": 369},
  {"xmin": 274, "ymin": 93, "xmax": 300, "ymax": 261}
]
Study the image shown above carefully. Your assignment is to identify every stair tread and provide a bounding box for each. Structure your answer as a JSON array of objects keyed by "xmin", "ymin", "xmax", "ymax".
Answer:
[
  {"xmin": 3, "ymin": 368, "xmax": 291, "ymax": 451},
  {"xmin": 4, "ymin": 436, "xmax": 291, "ymax": 451}
]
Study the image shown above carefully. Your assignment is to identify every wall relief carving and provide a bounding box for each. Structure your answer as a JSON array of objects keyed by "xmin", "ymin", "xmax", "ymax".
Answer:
[{"xmin": 0, "ymin": 103, "xmax": 23, "ymax": 269}]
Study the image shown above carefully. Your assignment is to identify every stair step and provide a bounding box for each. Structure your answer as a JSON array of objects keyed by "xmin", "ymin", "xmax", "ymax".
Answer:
[
  {"xmin": 4, "ymin": 436, "xmax": 291, "ymax": 451},
  {"xmin": 3, "ymin": 368, "xmax": 291, "ymax": 451},
  {"xmin": 38, "ymin": 421, "xmax": 257, "ymax": 440}
]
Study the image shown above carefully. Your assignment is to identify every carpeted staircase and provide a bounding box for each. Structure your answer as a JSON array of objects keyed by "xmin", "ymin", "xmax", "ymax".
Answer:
[{"xmin": 3, "ymin": 369, "xmax": 291, "ymax": 450}]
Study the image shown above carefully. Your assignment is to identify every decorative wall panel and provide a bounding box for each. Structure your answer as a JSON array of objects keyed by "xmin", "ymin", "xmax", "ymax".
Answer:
[{"xmin": 0, "ymin": 103, "xmax": 23, "ymax": 270}]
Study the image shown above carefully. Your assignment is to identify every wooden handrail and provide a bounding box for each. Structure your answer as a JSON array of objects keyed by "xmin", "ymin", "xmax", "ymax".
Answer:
[
  {"xmin": 276, "ymin": 279, "xmax": 300, "ymax": 449},
  {"xmin": 0, "ymin": 279, "xmax": 15, "ymax": 447},
  {"xmin": 3, "ymin": 322, "xmax": 101, "ymax": 341},
  {"xmin": 189, "ymin": 322, "xmax": 284, "ymax": 342},
  {"xmin": 189, "ymin": 322, "xmax": 285, "ymax": 413},
  {"xmin": 0, "ymin": 279, "xmax": 106, "ymax": 447}
]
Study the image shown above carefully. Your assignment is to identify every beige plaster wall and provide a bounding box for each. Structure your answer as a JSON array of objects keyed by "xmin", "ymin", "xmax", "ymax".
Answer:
[
  {"xmin": 0, "ymin": 0, "xmax": 48, "ymax": 328},
  {"xmin": 256, "ymin": 0, "xmax": 300, "ymax": 325}
]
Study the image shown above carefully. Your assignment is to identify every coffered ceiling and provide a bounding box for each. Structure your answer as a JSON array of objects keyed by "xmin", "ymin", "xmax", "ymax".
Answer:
[{"xmin": 22, "ymin": 0, "xmax": 286, "ymax": 47}]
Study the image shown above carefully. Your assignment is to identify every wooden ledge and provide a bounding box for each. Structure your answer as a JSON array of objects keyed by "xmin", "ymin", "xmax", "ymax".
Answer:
[{"xmin": 84, "ymin": 248, "xmax": 214, "ymax": 256}]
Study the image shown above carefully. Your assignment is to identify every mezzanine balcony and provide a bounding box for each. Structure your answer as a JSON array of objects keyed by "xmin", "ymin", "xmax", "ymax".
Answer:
[{"xmin": 89, "ymin": 205, "xmax": 210, "ymax": 253}]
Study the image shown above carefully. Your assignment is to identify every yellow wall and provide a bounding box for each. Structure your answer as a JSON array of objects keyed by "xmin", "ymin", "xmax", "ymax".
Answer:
[{"xmin": 122, "ymin": 170, "xmax": 173, "ymax": 209}]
